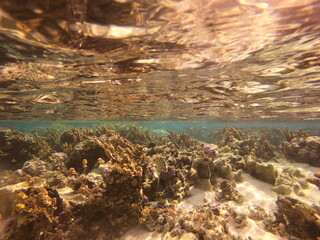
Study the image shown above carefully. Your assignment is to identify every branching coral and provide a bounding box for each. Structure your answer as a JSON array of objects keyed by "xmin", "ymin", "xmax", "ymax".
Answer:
[
  {"xmin": 167, "ymin": 131, "xmax": 198, "ymax": 148},
  {"xmin": 0, "ymin": 125, "xmax": 319, "ymax": 240},
  {"xmin": 0, "ymin": 128, "xmax": 38, "ymax": 170},
  {"xmin": 101, "ymin": 125, "xmax": 165, "ymax": 146},
  {"xmin": 7, "ymin": 186, "xmax": 58, "ymax": 240}
]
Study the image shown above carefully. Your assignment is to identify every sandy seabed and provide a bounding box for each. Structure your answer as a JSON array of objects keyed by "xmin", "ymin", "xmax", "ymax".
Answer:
[{"xmin": 122, "ymin": 167, "xmax": 320, "ymax": 240}]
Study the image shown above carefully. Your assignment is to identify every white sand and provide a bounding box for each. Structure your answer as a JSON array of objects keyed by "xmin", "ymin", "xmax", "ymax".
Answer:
[
  {"xmin": 121, "ymin": 174, "xmax": 280, "ymax": 240},
  {"xmin": 121, "ymin": 164, "xmax": 320, "ymax": 240},
  {"xmin": 120, "ymin": 226, "xmax": 162, "ymax": 240},
  {"xmin": 275, "ymin": 162, "xmax": 320, "ymax": 205},
  {"xmin": 228, "ymin": 174, "xmax": 283, "ymax": 240},
  {"xmin": 235, "ymin": 173, "xmax": 278, "ymax": 215}
]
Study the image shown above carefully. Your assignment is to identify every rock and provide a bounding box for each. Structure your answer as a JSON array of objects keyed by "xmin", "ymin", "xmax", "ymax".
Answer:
[
  {"xmin": 233, "ymin": 214, "xmax": 249, "ymax": 229},
  {"xmin": 276, "ymin": 196, "xmax": 320, "ymax": 239},
  {"xmin": 282, "ymin": 130, "xmax": 320, "ymax": 167},
  {"xmin": 194, "ymin": 178, "xmax": 212, "ymax": 191},
  {"xmin": 215, "ymin": 180, "xmax": 244, "ymax": 203},
  {"xmin": 293, "ymin": 184, "xmax": 304, "ymax": 196},
  {"xmin": 21, "ymin": 157, "xmax": 69, "ymax": 188},
  {"xmin": 0, "ymin": 182, "xmax": 28, "ymax": 218},
  {"xmin": 141, "ymin": 202, "xmax": 237, "ymax": 240},
  {"xmin": 306, "ymin": 177, "xmax": 320, "ymax": 189},
  {"xmin": 57, "ymin": 187, "xmax": 87, "ymax": 205},
  {"xmin": 193, "ymin": 158, "xmax": 213, "ymax": 191},
  {"xmin": 0, "ymin": 179, "xmax": 45, "ymax": 218},
  {"xmin": 273, "ymin": 184, "xmax": 293, "ymax": 195},
  {"xmin": 245, "ymin": 157, "xmax": 279, "ymax": 184},
  {"xmin": 212, "ymin": 157, "xmax": 236, "ymax": 183},
  {"xmin": 272, "ymin": 168, "xmax": 309, "ymax": 196},
  {"xmin": 307, "ymin": 171, "xmax": 320, "ymax": 189},
  {"xmin": 196, "ymin": 161, "xmax": 211, "ymax": 179}
]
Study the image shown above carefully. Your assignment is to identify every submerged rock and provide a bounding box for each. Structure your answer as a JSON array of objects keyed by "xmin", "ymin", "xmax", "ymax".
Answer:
[
  {"xmin": 275, "ymin": 196, "xmax": 320, "ymax": 239},
  {"xmin": 140, "ymin": 201, "xmax": 240, "ymax": 240},
  {"xmin": 306, "ymin": 171, "xmax": 320, "ymax": 189},
  {"xmin": 273, "ymin": 167, "xmax": 309, "ymax": 196},
  {"xmin": 0, "ymin": 125, "xmax": 319, "ymax": 240},
  {"xmin": 193, "ymin": 157, "xmax": 213, "ymax": 191},
  {"xmin": 0, "ymin": 128, "xmax": 39, "ymax": 170},
  {"xmin": 282, "ymin": 127, "xmax": 320, "ymax": 167},
  {"xmin": 244, "ymin": 156, "xmax": 279, "ymax": 184},
  {"xmin": 215, "ymin": 180, "xmax": 244, "ymax": 203}
]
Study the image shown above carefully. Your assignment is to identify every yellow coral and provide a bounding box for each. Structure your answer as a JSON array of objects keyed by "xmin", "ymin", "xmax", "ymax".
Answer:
[
  {"xmin": 69, "ymin": 167, "xmax": 78, "ymax": 176},
  {"xmin": 136, "ymin": 166, "xmax": 143, "ymax": 178},
  {"xmin": 82, "ymin": 159, "xmax": 88, "ymax": 168},
  {"xmin": 104, "ymin": 148, "xmax": 114, "ymax": 160},
  {"xmin": 219, "ymin": 145, "xmax": 232, "ymax": 153},
  {"xmin": 14, "ymin": 203, "xmax": 26, "ymax": 212},
  {"xmin": 97, "ymin": 158, "xmax": 105, "ymax": 164},
  {"xmin": 122, "ymin": 154, "xmax": 130, "ymax": 163},
  {"xmin": 17, "ymin": 192, "xmax": 28, "ymax": 200},
  {"xmin": 140, "ymin": 206, "xmax": 152, "ymax": 223}
]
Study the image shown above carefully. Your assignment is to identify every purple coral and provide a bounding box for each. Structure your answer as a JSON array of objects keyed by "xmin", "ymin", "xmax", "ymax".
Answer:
[
  {"xmin": 212, "ymin": 203, "xmax": 221, "ymax": 209},
  {"xmin": 201, "ymin": 143, "xmax": 219, "ymax": 159}
]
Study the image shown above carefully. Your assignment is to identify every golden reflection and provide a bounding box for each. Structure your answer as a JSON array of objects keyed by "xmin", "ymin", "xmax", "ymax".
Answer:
[{"xmin": 0, "ymin": 0, "xmax": 319, "ymax": 121}]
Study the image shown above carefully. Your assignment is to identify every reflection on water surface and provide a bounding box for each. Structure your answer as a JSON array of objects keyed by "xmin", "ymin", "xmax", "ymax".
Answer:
[{"xmin": 0, "ymin": 0, "xmax": 320, "ymax": 121}]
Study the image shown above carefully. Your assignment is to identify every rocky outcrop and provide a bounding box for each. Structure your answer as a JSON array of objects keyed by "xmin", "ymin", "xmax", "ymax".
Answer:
[{"xmin": 282, "ymin": 127, "xmax": 320, "ymax": 167}]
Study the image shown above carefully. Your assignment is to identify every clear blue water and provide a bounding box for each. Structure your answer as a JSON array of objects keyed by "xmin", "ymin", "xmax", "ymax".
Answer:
[{"xmin": 1, "ymin": 120, "xmax": 319, "ymax": 134}]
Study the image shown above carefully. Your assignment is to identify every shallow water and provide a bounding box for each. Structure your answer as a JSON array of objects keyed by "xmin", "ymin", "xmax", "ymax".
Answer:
[
  {"xmin": 0, "ymin": 0, "xmax": 320, "ymax": 121},
  {"xmin": 1, "ymin": 1, "xmax": 320, "ymax": 240}
]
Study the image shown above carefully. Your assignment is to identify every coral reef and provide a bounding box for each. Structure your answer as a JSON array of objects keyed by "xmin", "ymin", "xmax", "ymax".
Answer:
[
  {"xmin": 0, "ymin": 125, "xmax": 319, "ymax": 240},
  {"xmin": 272, "ymin": 167, "xmax": 309, "ymax": 196},
  {"xmin": 107, "ymin": 125, "xmax": 166, "ymax": 146},
  {"xmin": 215, "ymin": 180, "xmax": 244, "ymax": 203},
  {"xmin": 211, "ymin": 127, "xmax": 279, "ymax": 161},
  {"xmin": 282, "ymin": 127, "xmax": 320, "ymax": 167},
  {"xmin": 193, "ymin": 157, "xmax": 212, "ymax": 191},
  {"xmin": 275, "ymin": 196, "xmax": 320, "ymax": 239},
  {"xmin": 0, "ymin": 127, "xmax": 152, "ymax": 240},
  {"xmin": 0, "ymin": 128, "xmax": 38, "ymax": 170},
  {"xmin": 145, "ymin": 141, "xmax": 194, "ymax": 200},
  {"xmin": 140, "ymin": 201, "xmax": 241, "ymax": 240},
  {"xmin": 166, "ymin": 131, "xmax": 199, "ymax": 149},
  {"xmin": 244, "ymin": 156, "xmax": 279, "ymax": 184},
  {"xmin": 8, "ymin": 186, "xmax": 58, "ymax": 240},
  {"xmin": 200, "ymin": 143, "xmax": 219, "ymax": 159},
  {"xmin": 208, "ymin": 127, "xmax": 284, "ymax": 147}
]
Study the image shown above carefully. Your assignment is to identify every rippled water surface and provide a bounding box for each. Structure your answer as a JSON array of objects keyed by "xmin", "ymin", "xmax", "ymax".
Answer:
[{"xmin": 0, "ymin": 0, "xmax": 320, "ymax": 121}]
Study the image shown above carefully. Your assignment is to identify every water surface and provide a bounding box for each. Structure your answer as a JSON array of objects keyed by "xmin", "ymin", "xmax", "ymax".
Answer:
[{"xmin": 0, "ymin": 0, "xmax": 319, "ymax": 122}]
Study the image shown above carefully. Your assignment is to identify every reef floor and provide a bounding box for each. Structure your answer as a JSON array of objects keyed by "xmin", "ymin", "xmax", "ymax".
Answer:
[{"xmin": 0, "ymin": 125, "xmax": 320, "ymax": 240}]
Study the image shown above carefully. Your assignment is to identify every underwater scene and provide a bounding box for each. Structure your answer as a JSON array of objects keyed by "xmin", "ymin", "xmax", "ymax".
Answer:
[{"xmin": 0, "ymin": 0, "xmax": 320, "ymax": 240}]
